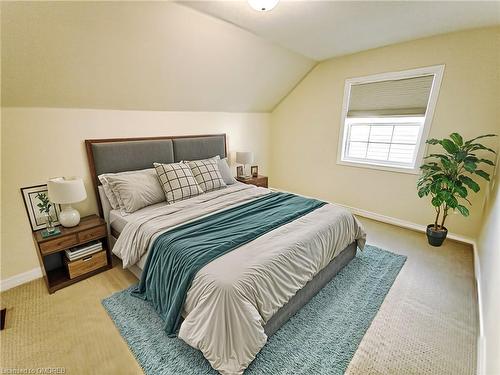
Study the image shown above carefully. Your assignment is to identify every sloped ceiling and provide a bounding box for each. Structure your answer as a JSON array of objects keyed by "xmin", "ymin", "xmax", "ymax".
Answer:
[
  {"xmin": 183, "ymin": 1, "xmax": 500, "ymax": 61},
  {"xmin": 1, "ymin": 2, "xmax": 314, "ymax": 112}
]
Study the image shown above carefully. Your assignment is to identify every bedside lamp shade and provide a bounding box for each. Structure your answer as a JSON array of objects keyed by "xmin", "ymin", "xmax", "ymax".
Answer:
[
  {"xmin": 236, "ymin": 152, "xmax": 254, "ymax": 165},
  {"xmin": 48, "ymin": 177, "xmax": 87, "ymax": 228},
  {"xmin": 48, "ymin": 177, "xmax": 87, "ymax": 204}
]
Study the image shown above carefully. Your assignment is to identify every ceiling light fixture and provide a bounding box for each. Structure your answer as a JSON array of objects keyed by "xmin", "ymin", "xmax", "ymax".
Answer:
[{"xmin": 248, "ymin": 0, "xmax": 279, "ymax": 12}]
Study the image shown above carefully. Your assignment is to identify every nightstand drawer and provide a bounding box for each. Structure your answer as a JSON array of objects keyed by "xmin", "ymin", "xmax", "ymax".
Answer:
[
  {"xmin": 253, "ymin": 180, "xmax": 268, "ymax": 188},
  {"xmin": 236, "ymin": 175, "xmax": 268, "ymax": 188},
  {"xmin": 39, "ymin": 234, "xmax": 78, "ymax": 255},
  {"xmin": 65, "ymin": 250, "xmax": 107, "ymax": 279},
  {"xmin": 78, "ymin": 225, "xmax": 106, "ymax": 243}
]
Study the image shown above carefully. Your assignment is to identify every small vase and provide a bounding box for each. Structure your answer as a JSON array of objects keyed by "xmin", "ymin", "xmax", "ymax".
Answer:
[{"xmin": 43, "ymin": 212, "xmax": 56, "ymax": 234}]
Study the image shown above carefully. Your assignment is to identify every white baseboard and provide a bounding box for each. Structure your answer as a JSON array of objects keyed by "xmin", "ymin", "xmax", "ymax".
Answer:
[
  {"xmin": 0, "ymin": 267, "xmax": 43, "ymax": 292},
  {"xmin": 334, "ymin": 202, "xmax": 476, "ymax": 245}
]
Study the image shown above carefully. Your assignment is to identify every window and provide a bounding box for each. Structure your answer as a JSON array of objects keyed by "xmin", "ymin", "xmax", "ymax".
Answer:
[
  {"xmin": 338, "ymin": 65, "xmax": 444, "ymax": 174},
  {"xmin": 345, "ymin": 117, "xmax": 424, "ymax": 167}
]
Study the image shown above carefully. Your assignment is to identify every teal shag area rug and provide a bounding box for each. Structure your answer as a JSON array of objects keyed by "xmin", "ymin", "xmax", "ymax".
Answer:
[{"xmin": 102, "ymin": 245, "xmax": 406, "ymax": 374}]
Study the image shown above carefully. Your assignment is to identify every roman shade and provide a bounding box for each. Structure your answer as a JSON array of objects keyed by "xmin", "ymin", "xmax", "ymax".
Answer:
[{"xmin": 348, "ymin": 75, "xmax": 434, "ymax": 117}]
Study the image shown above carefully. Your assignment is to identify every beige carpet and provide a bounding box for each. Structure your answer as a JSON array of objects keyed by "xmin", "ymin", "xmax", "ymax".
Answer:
[{"xmin": 0, "ymin": 217, "xmax": 477, "ymax": 374}]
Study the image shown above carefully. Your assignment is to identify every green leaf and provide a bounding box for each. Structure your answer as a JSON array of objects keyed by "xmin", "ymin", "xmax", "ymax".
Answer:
[
  {"xmin": 456, "ymin": 151, "xmax": 468, "ymax": 162},
  {"xmin": 441, "ymin": 139, "xmax": 459, "ymax": 154},
  {"xmin": 454, "ymin": 185, "xmax": 468, "ymax": 198},
  {"xmin": 441, "ymin": 158, "xmax": 452, "ymax": 170},
  {"xmin": 465, "ymin": 134, "xmax": 497, "ymax": 145},
  {"xmin": 469, "ymin": 144, "xmax": 497, "ymax": 154},
  {"xmin": 438, "ymin": 190, "xmax": 451, "ymax": 201},
  {"xmin": 464, "ymin": 156, "xmax": 478, "ymax": 162},
  {"xmin": 420, "ymin": 164, "xmax": 439, "ymax": 171},
  {"xmin": 477, "ymin": 158, "xmax": 495, "ymax": 166},
  {"xmin": 459, "ymin": 175, "xmax": 480, "ymax": 192},
  {"xmin": 446, "ymin": 195, "xmax": 458, "ymax": 208},
  {"xmin": 418, "ymin": 187, "xmax": 429, "ymax": 198},
  {"xmin": 456, "ymin": 205, "xmax": 470, "ymax": 217},
  {"xmin": 431, "ymin": 196, "xmax": 442, "ymax": 207},
  {"xmin": 425, "ymin": 153, "xmax": 451, "ymax": 160},
  {"xmin": 475, "ymin": 170, "xmax": 490, "ymax": 181},
  {"xmin": 450, "ymin": 133, "xmax": 463, "ymax": 146},
  {"xmin": 464, "ymin": 160, "xmax": 477, "ymax": 173},
  {"xmin": 426, "ymin": 138, "xmax": 440, "ymax": 145}
]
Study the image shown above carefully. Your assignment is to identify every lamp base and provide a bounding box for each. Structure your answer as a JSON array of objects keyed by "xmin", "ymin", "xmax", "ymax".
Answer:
[
  {"xmin": 242, "ymin": 164, "xmax": 252, "ymax": 178},
  {"xmin": 59, "ymin": 205, "xmax": 81, "ymax": 227}
]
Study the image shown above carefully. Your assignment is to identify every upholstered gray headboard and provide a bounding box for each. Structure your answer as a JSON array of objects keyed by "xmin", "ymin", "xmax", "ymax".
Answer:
[{"xmin": 85, "ymin": 134, "xmax": 227, "ymax": 216}]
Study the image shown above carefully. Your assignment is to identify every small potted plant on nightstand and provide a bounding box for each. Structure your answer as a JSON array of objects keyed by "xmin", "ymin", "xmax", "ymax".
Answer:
[
  {"xmin": 35, "ymin": 192, "xmax": 58, "ymax": 237},
  {"xmin": 417, "ymin": 132, "xmax": 496, "ymax": 246}
]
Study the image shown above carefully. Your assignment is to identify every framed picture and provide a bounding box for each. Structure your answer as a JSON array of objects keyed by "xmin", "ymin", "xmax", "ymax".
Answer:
[
  {"xmin": 21, "ymin": 184, "xmax": 61, "ymax": 231},
  {"xmin": 251, "ymin": 165, "xmax": 258, "ymax": 177},
  {"xmin": 236, "ymin": 166, "xmax": 244, "ymax": 178}
]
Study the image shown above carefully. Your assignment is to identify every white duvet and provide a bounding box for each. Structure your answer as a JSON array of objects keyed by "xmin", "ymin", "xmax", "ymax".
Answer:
[{"xmin": 112, "ymin": 184, "xmax": 366, "ymax": 374}]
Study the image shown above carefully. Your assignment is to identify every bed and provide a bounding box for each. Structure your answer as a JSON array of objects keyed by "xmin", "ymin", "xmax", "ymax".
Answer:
[{"xmin": 85, "ymin": 134, "xmax": 366, "ymax": 375}]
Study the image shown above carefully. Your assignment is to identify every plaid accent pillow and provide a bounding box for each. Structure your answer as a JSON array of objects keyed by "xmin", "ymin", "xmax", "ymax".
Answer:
[
  {"xmin": 154, "ymin": 162, "xmax": 203, "ymax": 204},
  {"xmin": 187, "ymin": 158, "xmax": 227, "ymax": 192}
]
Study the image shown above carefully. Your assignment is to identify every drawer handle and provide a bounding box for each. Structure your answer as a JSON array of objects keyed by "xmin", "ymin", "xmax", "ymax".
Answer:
[{"xmin": 82, "ymin": 255, "xmax": 93, "ymax": 262}]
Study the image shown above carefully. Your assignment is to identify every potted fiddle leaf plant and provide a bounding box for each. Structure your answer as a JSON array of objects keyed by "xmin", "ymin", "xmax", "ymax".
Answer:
[{"xmin": 417, "ymin": 132, "xmax": 496, "ymax": 246}]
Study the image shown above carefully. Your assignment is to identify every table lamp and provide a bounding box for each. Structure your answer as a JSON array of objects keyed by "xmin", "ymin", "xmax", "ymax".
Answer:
[
  {"xmin": 236, "ymin": 152, "xmax": 254, "ymax": 178},
  {"xmin": 48, "ymin": 177, "xmax": 87, "ymax": 227}
]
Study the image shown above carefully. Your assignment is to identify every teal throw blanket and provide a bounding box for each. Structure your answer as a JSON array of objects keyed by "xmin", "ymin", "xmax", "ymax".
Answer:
[{"xmin": 132, "ymin": 192, "xmax": 327, "ymax": 336}]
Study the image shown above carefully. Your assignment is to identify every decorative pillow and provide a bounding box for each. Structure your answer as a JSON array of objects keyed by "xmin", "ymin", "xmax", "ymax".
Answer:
[
  {"xmin": 105, "ymin": 168, "xmax": 165, "ymax": 214},
  {"xmin": 154, "ymin": 162, "xmax": 204, "ymax": 204},
  {"xmin": 187, "ymin": 158, "xmax": 227, "ymax": 192}
]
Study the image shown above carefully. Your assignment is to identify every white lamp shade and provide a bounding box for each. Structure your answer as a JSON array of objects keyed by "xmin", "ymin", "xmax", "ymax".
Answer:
[
  {"xmin": 236, "ymin": 152, "xmax": 254, "ymax": 165},
  {"xmin": 48, "ymin": 177, "xmax": 87, "ymax": 204}
]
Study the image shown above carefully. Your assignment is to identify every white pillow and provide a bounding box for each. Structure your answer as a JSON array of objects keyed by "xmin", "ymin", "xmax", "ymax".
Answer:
[
  {"xmin": 216, "ymin": 157, "xmax": 237, "ymax": 185},
  {"xmin": 154, "ymin": 162, "xmax": 204, "ymax": 204},
  {"xmin": 104, "ymin": 169, "xmax": 165, "ymax": 214},
  {"xmin": 98, "ymin": 174, "xmax": 124, "ymax": 210},
  {"xmin": 97, "ymin": 185, "xmax": 112, "ymax": 223},
  {"xmin": 187, "ymin": 158, "xmax": 227, "ymax": 192}
]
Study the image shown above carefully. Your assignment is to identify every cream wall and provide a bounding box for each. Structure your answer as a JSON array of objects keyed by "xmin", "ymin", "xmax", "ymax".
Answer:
[
  {"xmin": 1, "ymin": 2, "xmax": 314, "ymax": 112},
  {"xmin": 478, "ymin": 159, "xmax": 500, "ymax": 374},
  {"xmin": 270, "ymin": 27, "xmax": 500, "ymax": 239},
  {"xmin": 0, "ymin": 108, "xmax": 270, "ymax": 281}
]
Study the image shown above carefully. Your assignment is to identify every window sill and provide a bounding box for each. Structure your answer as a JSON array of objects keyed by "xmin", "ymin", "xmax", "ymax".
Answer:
[{"xmin": 336, "ymin": 159, "xmax": 420, "ymax": 175}]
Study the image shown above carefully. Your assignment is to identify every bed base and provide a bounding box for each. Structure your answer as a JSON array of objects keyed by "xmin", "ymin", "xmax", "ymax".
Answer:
[{"xmin": 264, "ymin": 241, "xmax": 357, "ymax": 336}]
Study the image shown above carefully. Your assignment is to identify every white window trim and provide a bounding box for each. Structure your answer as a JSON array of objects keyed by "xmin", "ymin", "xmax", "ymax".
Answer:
[{"xmin": 337, "ymin": 65, "xmax": 445, "ymax": 175}]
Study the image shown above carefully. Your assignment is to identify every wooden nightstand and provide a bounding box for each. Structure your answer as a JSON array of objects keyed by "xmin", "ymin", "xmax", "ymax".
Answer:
[
  {"xmin": 32, "ymin": 215, "xmax": 111, "ymax": 293},
  {"xmin": 236, "ymin": 175, "xmax": 268, "ymax": 188}
]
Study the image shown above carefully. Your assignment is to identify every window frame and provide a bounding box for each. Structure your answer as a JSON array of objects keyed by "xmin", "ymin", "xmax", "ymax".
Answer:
[{"xmin": 337, "ymin": 65, "xmax": 445, "ymax": 175}]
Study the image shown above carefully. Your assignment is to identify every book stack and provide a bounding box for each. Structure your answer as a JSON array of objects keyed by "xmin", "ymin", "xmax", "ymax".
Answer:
[{"xmin": 65, "ymin": 240, "xmax": 103, "ymax": 261}]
